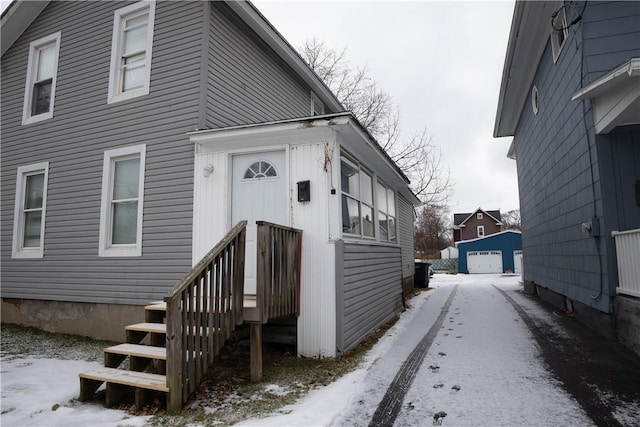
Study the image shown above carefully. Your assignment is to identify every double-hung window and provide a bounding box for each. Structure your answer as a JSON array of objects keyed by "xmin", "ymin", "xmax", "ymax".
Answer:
[
  {"xmin": 551, "ymin": 6, "xmax": 568, "ymax": 63},
  {"xmin": 377, "ymin": 181, "xmax": 397, "ymax": 243},
  {"xmin": 12, "ymin": 163, "xmax": 49, "ymax": 258},
  {"xmin": 108, "ymin": 1, "xmax": 155, "ymax": 104},
  {"xmin": 99, "ymin": 145, "xmax": 146, "ymax": 257},
  {"xmin": 477, "ymin": 225, "xmax": 485, "ymax": 237},
  {"xmin": 311, "ymin": 92, "xmax": 324, "ymax": 115},
  {"xmin": 341, "ymin": 155, "xmax": 374, "ymax": 238},
  {"xmin": 22, "ymin": 32, "xmax": 61, "ymax": 125}
]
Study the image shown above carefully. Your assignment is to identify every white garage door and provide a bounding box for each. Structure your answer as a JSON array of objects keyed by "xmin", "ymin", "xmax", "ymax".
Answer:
[
  {"xmin": 514, "ymin": 250, "xmax": 523, "ymax": 274},
  {"xmin": 467, "ymin": 250, "xmax": 503, "ymax": 274}
]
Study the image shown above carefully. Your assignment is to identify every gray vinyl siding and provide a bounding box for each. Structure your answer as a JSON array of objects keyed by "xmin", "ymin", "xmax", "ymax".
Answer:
[
  {"xmin": 512, "ymin": 1, "xmax": 640, "ymax": 314},
  {"xmin": 582, "ymin": 1, "xmax": 640, "ymax": 83},
  {"xmin": 398, "ymin": 194, "xmax": 415, "ymax": 278},
  {"xmin": 340, "ymin": 243, "xmax": 403, "ymax": 352},
  {"xmin": 1, "ymin": 1, "xmax": 205, "ymax": 305},
  {"xmin": 205, "ymin": 1, "xmax": 313, "ymax": 128}
]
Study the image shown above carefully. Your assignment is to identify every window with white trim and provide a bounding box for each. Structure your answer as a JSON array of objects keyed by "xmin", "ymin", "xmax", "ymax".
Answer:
[
  {"xmin": 477, "ymin": 225, "xmax": 485, "ymax": 237},
  {"xmin": 341, "ymin": 154, "xmax": 374, "ymax": 238},
  {"xmin": 477, "ymin": 212, "xmax": 483, "ymax": 219},
  {"xmin": 12, "ymin": 162, "xmax": 49, "ymax": 258},
  {"xmin": 108, "ymin": 1, "xmax": 155, "ymax": 104},
  {"xmin": 311, "ymin": 92, "xmax": 324, "ymax": 116},
  {"xmin": 551, "ymin": 6, "xmax": 568, "ymax": 63},
  {"xmin": 99, "ymin": 145, "xmax": 146, "ymax": 257},
  {"xmin": 377, "ymin": 181, "xmax": 397, "ymax": 243},
  {"xmin": 22, "ymin": 32, "xmax": 61, "ymax": 125}
]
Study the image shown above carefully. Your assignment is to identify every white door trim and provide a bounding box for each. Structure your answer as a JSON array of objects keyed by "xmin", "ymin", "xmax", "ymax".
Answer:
[{"xmin": 226, "ymin": 145, "xmax": 290, "ymax": 230}]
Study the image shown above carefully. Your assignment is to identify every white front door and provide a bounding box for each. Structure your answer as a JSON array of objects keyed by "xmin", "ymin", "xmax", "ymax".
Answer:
[{"xmin": 231, "ymin": 151, "xmax": 287, "ymax": 294}]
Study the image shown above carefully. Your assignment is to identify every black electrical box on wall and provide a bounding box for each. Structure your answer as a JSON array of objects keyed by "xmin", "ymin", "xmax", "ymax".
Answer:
[{"xmin": 297, "ymin": 180, "xmax": 310, "ymax": 202}]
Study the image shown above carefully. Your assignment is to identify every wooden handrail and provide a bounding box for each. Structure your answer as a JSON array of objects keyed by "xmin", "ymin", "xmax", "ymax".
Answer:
[
  {"xmin": 256, "ymin": 221, "xmax": 302, "ymax": 323},
  {"xmin": 164, "ymin": 220, "xmax": 246, "ymax": 413}
]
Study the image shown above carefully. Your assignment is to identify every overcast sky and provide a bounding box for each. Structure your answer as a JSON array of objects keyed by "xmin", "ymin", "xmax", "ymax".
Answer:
[
  {"xmin": 0, "ymin": 0, "xmax": 519, "ymax": 216},
  {"xmin": 254, "ymin": 0, "xmax": 518, "ymax": 215}
]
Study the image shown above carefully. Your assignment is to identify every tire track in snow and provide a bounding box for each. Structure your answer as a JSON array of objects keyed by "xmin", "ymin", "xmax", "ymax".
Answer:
[
  {"xmin": 368, "ymin": 285, "xmax": 459, "ymax": 427},
  {"xmin": 492, "ymin": 285, "xmax": 625, "ymax": 427}
]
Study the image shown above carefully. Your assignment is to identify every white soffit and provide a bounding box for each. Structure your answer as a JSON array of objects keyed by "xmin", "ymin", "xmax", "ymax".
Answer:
[{"xmin": 572, "ymin": 58, "xmax": 640, "ymax": 134}]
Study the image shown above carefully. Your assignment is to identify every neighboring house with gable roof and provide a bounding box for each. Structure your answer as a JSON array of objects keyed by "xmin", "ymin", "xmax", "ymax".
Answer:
[
  {"xmin": 494, "ymin": 1, "xmax": 640, "ymax": 354},
  {"xmin": 452, "ymin": 208, "xmax": 502, "ymax": 242},
  {"xmin": 0, "ymin": 0, "xmax": 419, "ymax": 360}
]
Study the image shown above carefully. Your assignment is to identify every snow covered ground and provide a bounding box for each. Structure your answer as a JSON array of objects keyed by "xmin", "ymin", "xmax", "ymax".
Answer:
[
  {"xmin": 239, "ymin": 274, "xmax": 595, "ymax": 426},
  {"xmin": 1, "ymin": 274, "xmax": 637, "ymax": 426}
]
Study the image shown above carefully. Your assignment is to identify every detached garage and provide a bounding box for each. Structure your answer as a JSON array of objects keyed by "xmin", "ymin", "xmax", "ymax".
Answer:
[{"xmin": 457, "ymin": 230, "xmax": 522, "ymax": 274}]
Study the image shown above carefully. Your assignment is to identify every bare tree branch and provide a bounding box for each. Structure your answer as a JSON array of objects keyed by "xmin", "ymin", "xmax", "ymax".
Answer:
[{"xmin": 299, "ymin": 38, "xmax": 452, "ymax": 205}]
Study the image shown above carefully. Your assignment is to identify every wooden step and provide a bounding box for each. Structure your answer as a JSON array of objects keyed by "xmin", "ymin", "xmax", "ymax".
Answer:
[
  {"xmin": 126, "ymin": 323, "xmax": 167, "ymax": 334},
  {"xmin": 145, "ymin": 302, "xmax": 167, "ymax": 323},
  {"xmin": 126, "ymin": 323, "xmax": 167, "ymax": 346},
  {"xmin": 79, "ymin": 367, "xmax": 168, "ymax": 408},
  {"xmin": 105, "ymin": 343, "xmax": 166, "ymax": 360},
  {"xmin": 145, "ymin": 302, "xmax": 166, "ymax": 310},
  {"xmin": 79, "ymin": 367, "xmax": 169, "ymax": 392}
]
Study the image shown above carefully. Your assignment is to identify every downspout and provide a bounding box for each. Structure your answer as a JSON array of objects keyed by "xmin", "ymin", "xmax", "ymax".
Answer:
[{"xmin": 570, "ymin": 2, "xmax": 604, "ymax": 301}]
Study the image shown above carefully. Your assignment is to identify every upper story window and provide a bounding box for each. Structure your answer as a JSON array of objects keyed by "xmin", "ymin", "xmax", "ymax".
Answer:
[
  {"xmin": 551, "ymin": 6, "xmax": 568, "ymax": 63},
  {"xmin": 341, "ymin": 154, "xmax": 374, "ymax": 238},
  {"xmin": 108, "ymin": 1, "xmax": 156, "ymax": 104},
  {"xmin": 12, "ymin": 162, "xmax": 49, "ymax": 258},
  {"xmin": 477, "ymin": 212, "xmax": 483, "ymax": 219},
  {"xmin": 22, "ymin": 32, "xmax": 61, "ymax": 125},
  {"xmin": 377, "ymin": 181, "xmax": 397, "ymax": 243},
  {"xmin": 477, "ymin": 225, "xmax": 485, "ymax": 237},
  {"xmin": 311, "ymin": 92, "xmax": 324, "ymax": 116},
  {"xmin": 99, "ymin": 145, "xmax": 146, "ymax": 257}
]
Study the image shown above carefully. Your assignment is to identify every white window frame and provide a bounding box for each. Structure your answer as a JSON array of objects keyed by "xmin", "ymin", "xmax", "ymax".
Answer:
[
  {"xmin": 107, "ymin": 1, "xmax": 156, "ymax": 104},
  {"xmin": 22, "ymin": 32, "xmax": 61, "ymax": 125},
  {"xmin": 477, "ymin": 212, "xmax": 483, "ymax": 219},
  {"xmin": 377, "ymin": 180, "xmax": 397, "ymax": 243},
  {"xmin": 551, "ymin": 6, "xmax": 568, "ymax": 63},
  {"xmin": 99, "ymin": 145, "xmax": 146, "ymax": 257},
  {"xmin": 477, "ymin": 225, "xmax": 485, "ymax": 237},
  {"xmin": 311, "ymin": 92, "xmax": 324, "ymax": 116},
  {"xmin": 341, "ymin": 153, "xmax": 375, "ymax": 240},
  {"xmin": 12, "ymin": 162, "xmax": 49, "ymax": 258}
]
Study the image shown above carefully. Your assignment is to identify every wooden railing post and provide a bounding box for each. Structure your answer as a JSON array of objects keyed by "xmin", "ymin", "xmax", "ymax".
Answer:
[
  {"xmin": 256, "ymin": 223, "xmax": 268, "ymax": 324},
  {"xmin": 234, "ymin": 229, "xmax": 246, "ymax": 325},
  {"xmin": 165, "ymin": 296, "xmax": 182, "ymax": 414}
]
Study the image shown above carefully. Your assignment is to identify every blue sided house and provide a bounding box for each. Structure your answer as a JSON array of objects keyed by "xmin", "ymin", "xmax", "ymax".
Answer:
[{"xmin": 457, "ymin": 230, "xmax": 523, "ymax": 274}]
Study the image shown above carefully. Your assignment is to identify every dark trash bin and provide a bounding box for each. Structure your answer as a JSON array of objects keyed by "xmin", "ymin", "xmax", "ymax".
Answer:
[{"xmin": 415, "ymin": 261, "xmax": 431, "ymax": 288}]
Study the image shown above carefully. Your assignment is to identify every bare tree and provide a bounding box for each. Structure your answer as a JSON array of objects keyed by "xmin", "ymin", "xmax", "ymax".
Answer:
[
  {"xmin": 501, "ymin": 209, "xmax": 521, "ymax": 230},
  {"xmin": 414, "ymin": 203, "xmax": 452, "ymax": 258},
  {"xmin": 300, "ymin": 38, "xmax": 451, "ymax": 205}
]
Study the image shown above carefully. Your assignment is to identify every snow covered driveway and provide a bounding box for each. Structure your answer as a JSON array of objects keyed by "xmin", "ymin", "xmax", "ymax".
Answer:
[{"xmin": 333, "ymin": 274, "xmax": 594, "ymax": 427}]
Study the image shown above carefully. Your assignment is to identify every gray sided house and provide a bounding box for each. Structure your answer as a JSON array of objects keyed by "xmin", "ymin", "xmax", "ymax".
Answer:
[
  {"xmin": 495, "ymin": 1, "xmax": 640, "ymax": 353},
  {"xmin": 1, "ymin": 0, "xmax": 419, "ymax": 358}
]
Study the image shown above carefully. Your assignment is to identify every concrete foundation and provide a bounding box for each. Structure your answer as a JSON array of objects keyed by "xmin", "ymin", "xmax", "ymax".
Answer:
[
  {"xmin": 402, "ymin": 275, "xmax": 415, "ymax": 295},
  {"xmin": 523, "ymin": 280, "xmax": 616, "ymax": 339},
  {"xmin": 616, "ymin": 295, "xmax": 640, "ymax": 357},
  {"xmin": 1, "ymin": 298, "xmax": 145, "ymax": 342}
]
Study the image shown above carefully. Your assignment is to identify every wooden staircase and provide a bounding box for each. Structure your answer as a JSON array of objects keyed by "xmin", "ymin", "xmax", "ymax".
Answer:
[
  {"xmin": 78, "ymin": 221, "xmax": 302, "ymax": 413},
  {"xmin": 79, "ymin": 302, "xmax": 170, "ymax": 409}
]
